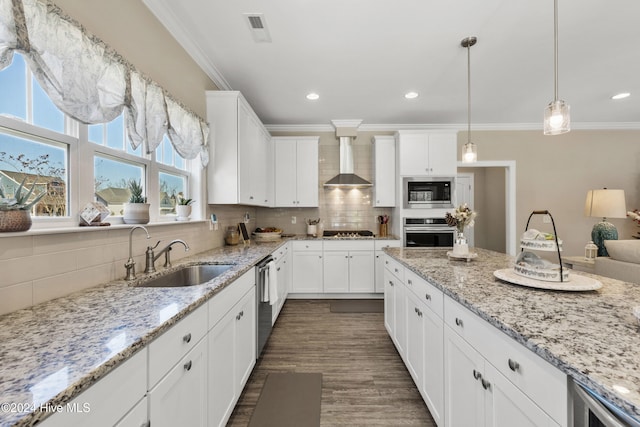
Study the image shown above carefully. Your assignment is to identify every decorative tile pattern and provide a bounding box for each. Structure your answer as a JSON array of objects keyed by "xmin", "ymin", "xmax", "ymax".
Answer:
[{"xmin": 384, "ymin": 247, "xmax": 640, "ymax": 422}]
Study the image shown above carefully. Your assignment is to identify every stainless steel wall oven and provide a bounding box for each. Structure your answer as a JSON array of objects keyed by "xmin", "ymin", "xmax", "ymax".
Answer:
[{"xmin": 403, "ymin": 218, "xmax": 455, "ymax": 247}]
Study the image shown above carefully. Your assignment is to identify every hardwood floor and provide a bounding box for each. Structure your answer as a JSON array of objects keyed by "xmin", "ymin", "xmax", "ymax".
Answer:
[{"xmin": 227, "ymin": 300, "xmax": 436, "ymax": 426}]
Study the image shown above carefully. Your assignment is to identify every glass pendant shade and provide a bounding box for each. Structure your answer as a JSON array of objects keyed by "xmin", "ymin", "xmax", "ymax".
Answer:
[
  {"xmin": 462, "ymin": 141, "xmax": 477, "ymax": 163},
  {"xmin": 544, "ymin": 99, "xmax": 570, "ymax": 135}
]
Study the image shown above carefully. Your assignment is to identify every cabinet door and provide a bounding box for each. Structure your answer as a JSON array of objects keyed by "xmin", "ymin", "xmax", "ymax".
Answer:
[
  {"xmin": 405, "ymin": 290, "xmax": 424, "ymax": 386},
  {"xmin": 323, "ymin": 251, "xmax": 350, "ymax": 293},
  {"xmin": 398, "ymin": 133, "xmax": 429, "ymax": 176},
  {"xmin": 235, "ymin": 288, "xmax": 256, "ymax": 389},
  {"xmin": 427, "ymin": 133, "xmax": 457, "ymax": 176},
  {"xmin": 422, "ymin": 305, "xmax": 445, "ymax": 427},
  {"xmin": 373, "ymin": 136, "xmax": 396, "ymax": 207},
  {"xmin": 484, "ymin": 363, "xmax": 556, "ymax": 427},
  {"xmin": 274, "ymin": 139, "xmax": 297, "ymax": 207},
  {"xmin": 292, "ymin": 251, "xmax": 323, "ymax": 292},
  {"xmin": 262, "ymin": 131, "xmax": 273, "ymax": 206},
  {"xmin": 444, "ymin": 325, "xmax": 485, "ymax": 427},
  {"xmin": 295, "ymin": 140, "xmax": 318, "ymax": 207},
  {"xmin": 238, "ymin": 100, "xmax": 258, "ymax": 205},
  {"xmin": 375, "ymin": 251, "xmax": 385, "ymax": 293},
  {"xmin": 208, "ymin": 311, "xmax": 236, "ymax": 427},
  {"xmin": 383, "ymin": 268, "xmax": 396, "ymax": 336},
  {"xmin": 149, "ymin": 338, "xmax": 208, "ymax": 427},
  {"xmin": 349, "ymin": 251, "xmax": 375, "ymax": 292},
  {"xmin": 393, "ymin": 279, "xmax": 407, "ymax": 358},
  {"xmin": 115, "ymin": 396, "xmax": 147, "ymax": 427}
]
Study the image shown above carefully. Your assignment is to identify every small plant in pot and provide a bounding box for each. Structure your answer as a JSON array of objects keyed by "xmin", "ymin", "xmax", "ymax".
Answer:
[
  {"xmin": 175, "ymin": 197, "xmax": 194, "ymax": 221},
  {"xmin": 122, "ymin": 179, "xmax": 150, "ymax": 224},
  {"xmin": 0, "ymin": 178, "xmax": 46, "ymax": 232}
]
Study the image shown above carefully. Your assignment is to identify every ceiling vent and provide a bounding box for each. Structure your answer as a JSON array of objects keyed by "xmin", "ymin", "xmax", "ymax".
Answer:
[{"xmin": 243, "ymin": 13, "xmax": 272, "ymax": 43}]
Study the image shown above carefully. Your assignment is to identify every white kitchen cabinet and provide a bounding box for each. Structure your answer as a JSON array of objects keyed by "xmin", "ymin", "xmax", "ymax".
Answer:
[
  {"xmin": 384, "ymin": 255, "xmax": 407, "ymax": 358},
  {"xmin": 114, "ymin": 396, "xmax": 147, "ymax": 427},
  {"xmin": 209, "ymin": 284, "xmax": 257, "ymax": 427},
  {"xmin": 273, "ymin": 137, "xmax": 319, "ymax": 207},
  {"xmin": 374, "ymin": 240, "xmax": 402, "ymax": 293},
  {"xmin": 272, "ymin": 242, "xmax": 290, "ymax": 324},
  {"xmin": 372, "ymin": 135, "xmax": 396, "ymax": 207},
  {"xmin": 444, "ymin": 296, "xmax": 567, "ymax": 427},
  {"xmin": 323, "ymin": 240, "xmax": 375, "ymax": 293},
  {"xmin": 40, "ymin": 349, "xmax": 148, "ymax": 427},
  {"xmin": 291, "ymin": 241, "xmax": 323, "ymax": 293},
  {"xmin": 397, "ymin": 130, "xmax": 457, "ymax": 176},
  {"xmin": 149, "ymin": 337, "xmax": 208, "ymax": 427},
  {"xmin": 383, "ymin": 267, "xmax": 396, "ymax": 336},
  {"xmin": 206, "ymin": 91, "xmax": 271, "ymax": 206}
]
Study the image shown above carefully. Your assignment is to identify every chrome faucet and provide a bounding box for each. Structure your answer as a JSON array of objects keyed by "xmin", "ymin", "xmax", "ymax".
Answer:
[
  {"xmin": 125, "ymin": 225, "xmax": 150, "ymax": 281},
  {"xmin": 145, "ymin": 239, "xmax": 190, "ymax": 273}
]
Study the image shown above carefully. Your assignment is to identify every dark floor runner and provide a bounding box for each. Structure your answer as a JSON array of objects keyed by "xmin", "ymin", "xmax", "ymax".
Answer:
[
  {"xmin": 249, "ymin": 372, "xmax": 322, "ymax": 427},
  {"xmin": 329, "ymin": 299, "xmax": 384, "ymax": 313}
]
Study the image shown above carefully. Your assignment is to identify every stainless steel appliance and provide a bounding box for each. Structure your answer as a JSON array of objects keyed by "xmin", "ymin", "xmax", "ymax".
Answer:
[
  {"xmin": 323, "ymin": 230, "xmax": 374, "ymax": 238},
  {"xmin": 571, "ymin": 380, "xmax": 640, "ymax": 427},
  {"xmin": 403, "ymin": 177, "xmax": 454, "ymax": 209},
  {"xmin": 404, "ymin": 218, "xmax": 455, "ymax": 247},
  {"xmin": 256, "ymin": 255, "xmax": 274, "ymax": 358}
]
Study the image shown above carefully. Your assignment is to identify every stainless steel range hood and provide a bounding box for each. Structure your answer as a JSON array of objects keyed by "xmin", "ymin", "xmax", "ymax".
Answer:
[{"xmin": 324, "ymin": 120, "xmax": 372, "ymax": 188}]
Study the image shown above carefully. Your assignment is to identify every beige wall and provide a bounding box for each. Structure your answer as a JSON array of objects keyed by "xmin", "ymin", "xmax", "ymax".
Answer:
[
  {"xmin": 53, "ymin": 0, "xmax": 218, "ymax": 117},
  {"xmin": 457, "ymin": 130, "xmax": 640, "ymax": 256}
]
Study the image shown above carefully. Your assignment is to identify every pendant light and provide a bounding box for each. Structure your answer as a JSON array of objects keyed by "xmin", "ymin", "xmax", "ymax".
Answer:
[
  {"xmin": 461, "ymin": 36, "xmax": 477, "ymax": 163},
  {"xmin": 543, "ymin": 0, "xmax": 570, "ymax": 135}
]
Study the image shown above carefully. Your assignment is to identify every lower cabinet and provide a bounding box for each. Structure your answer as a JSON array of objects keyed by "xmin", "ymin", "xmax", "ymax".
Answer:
[
  {"xmin": 291, "ymin": 241, "xmax": 323, "ymax": 293},
  {"xmin": 209, "ymin": 285, "xmax": 257, "ymax": 427},
  {"xmin": 148, "ymin": 338, "xmax": 208, "ymax": 427},
  {"xmin": 375, "ymin": 240, "xmax": 402, "ymax": 292}
]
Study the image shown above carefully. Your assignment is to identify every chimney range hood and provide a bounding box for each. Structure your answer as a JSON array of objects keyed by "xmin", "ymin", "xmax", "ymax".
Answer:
[{"xmin": 324, "ymin": 120, "xmax": 372, "ymax": 188}]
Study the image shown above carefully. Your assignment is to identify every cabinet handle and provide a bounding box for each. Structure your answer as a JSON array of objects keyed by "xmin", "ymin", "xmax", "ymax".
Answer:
[
  {"xmin": 140, "ymin": 421, "xmax": 151, "ymax": 427},
  {"xmin": 389, "ymin": 280, "xmax": 394, "ymax": 287},
  {"xmin": 425, "ymin": 293, "xmax": 431, "ymax": 301},
  {"xmin": 319, "ymin": 256, "xmax": 322, "ymax": 259},
  {"xmin": 277, "ymin": 267, "xmax": 281, "ymax": 271},
  {"xmin": 345, "ymin": 255, "xmax": 349, "ymax": 259},
  {"xmin": 407, "ymin": 279, "xmax": 412, "ymax": 285},
  {"xmin": 376, "ymin": 255, "xmax": 380, "ymax": 258},
  {"xmin": 481, "ymin": 378, "xmax": 491, "ymax": 390},
  {"xmin": 473, "ymin": 369, "xmax": 482, "ymax": 380},
  {"xmin": 394, "ymin": 268, "xmax": 399, "ymax": 273},
  {"xmin": 455, "ymin": 317, "xmax": 464, "ymax": 327},
  {"xmin": 250, "ymin": 196, "xmax": 254, "ymax": 200},
  {"xmin": 385, "ymin": 260, "xmax": 389, "ymax": 265},
  {"xmin": 184, "ymin": 360, "xmax": 192, "ymax": 371},
  {"xmin": 417, "ymin": 309, "xmax": 423, "ymax": 317},
  {"xmin": 183, "ymin": 333, "xmax": 192, "ymax": 343},
  {"xmin": 414, "ymin": 307, "xmax": 418, "ymax": 313},
  {"xmin": 508, "ymin": 359, "xmax": 520, "ymax": 372}
]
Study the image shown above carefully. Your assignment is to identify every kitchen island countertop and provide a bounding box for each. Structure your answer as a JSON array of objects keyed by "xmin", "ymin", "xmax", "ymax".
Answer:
[{"xmin": 384, "ymin": 247, "xmax": 640, "ymax": 422}]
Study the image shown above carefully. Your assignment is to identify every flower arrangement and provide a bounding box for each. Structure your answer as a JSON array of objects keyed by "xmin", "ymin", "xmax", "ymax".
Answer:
[{"xmin": 445, "ymin": 204, "xmax": 477, "ymax": 233}]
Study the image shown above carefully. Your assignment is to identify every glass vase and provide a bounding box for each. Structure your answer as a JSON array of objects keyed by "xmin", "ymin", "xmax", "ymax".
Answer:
[{"xmin": 453, "ymin": 229, "xmax": 469, "ymax": 255}]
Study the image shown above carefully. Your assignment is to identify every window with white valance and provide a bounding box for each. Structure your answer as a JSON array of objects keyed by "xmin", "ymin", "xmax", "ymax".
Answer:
[{"xmin": 0, "ymin": 0, "xmax": 209, "ymax": 167}]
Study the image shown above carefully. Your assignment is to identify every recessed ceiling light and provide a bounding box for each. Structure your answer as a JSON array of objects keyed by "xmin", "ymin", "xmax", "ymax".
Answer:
[
  {"xmin": 611, "ymin": 92, "xmax": 630, "ymax": 100},
  {"xmin": 306, "ymin": 93, "xmax": 319, "ymax": 100},
  {"xmin": 405, "ymin": 92, "xmax": 419, "ymax": 99}
]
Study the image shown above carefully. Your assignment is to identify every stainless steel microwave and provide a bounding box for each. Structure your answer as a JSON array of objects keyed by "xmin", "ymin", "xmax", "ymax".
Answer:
[{"xmin": 403, "ymin": 177, "xmax": 454, "ymax": 209}]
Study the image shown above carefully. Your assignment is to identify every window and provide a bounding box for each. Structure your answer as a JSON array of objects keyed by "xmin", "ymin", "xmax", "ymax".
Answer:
[{"xmin": 0, "ymin": 53, "xmax": 200, "ymax": 228}]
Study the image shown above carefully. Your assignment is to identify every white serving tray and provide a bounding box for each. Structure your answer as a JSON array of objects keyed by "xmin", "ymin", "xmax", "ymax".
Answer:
[
  {"xmin": 446, "ymin": 251, "xmax": 478, "ymax": 262},
  {"xmin": 493, "ymin": 268, "xmax": 602, "ymax": 292}
]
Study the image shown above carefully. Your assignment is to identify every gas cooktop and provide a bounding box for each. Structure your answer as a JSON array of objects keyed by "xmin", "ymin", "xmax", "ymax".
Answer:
[{"xmin": 323, "ymin": 230, "xmax": 374, "ymax": 238}]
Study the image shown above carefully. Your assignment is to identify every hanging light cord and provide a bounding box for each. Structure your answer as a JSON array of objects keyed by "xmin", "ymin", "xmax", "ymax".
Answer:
[
  {"xmin": 553, "ymin": 0, "xmax": 559, "ymax": 102},
  {"xmin": 467, "ymin": 41, "xmax": 471, "ymax": 144}
]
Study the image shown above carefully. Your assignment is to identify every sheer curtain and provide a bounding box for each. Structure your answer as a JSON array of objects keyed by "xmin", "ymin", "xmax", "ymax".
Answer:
[{"xmin": 0, "ymin": 0, "xmax": 209, "ymax": 166}]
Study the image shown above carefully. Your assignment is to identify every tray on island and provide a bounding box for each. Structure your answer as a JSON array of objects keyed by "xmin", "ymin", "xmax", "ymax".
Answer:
[{"xmin": 493, "ymin": 268, "xmax": 602, "ymax": 292}]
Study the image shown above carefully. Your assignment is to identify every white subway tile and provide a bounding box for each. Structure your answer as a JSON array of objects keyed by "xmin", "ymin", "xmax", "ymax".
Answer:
[{"xmin": 0, "ymin": 282, "xmax": 33, "ymax": 316}]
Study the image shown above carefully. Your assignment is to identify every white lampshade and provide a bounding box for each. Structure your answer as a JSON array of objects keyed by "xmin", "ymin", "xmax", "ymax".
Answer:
[{"xmin": 584, "ymin": 189, "xmax": 627, "ymax": 219}]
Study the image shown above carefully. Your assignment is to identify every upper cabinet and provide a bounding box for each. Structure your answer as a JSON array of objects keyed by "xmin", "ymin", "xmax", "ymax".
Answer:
[
  {"xmin": 272, "ymin": 137, "xmax": 319, "ymax": 207},
  {"xmin": 372, "ymin": 135, "xmax": 396, "ymax": 207},
  {"xmin": 397, "ymin": 131, "xmax": 457, "ymax": 176},
  {"xmin": 206, "ymin": 91, "xmax": 272, "ymax": 207}
]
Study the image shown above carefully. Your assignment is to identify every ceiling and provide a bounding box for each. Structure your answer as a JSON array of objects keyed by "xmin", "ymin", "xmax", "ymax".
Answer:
[{"xmin": 143, "ymin": 0, "xmax": 640, "ymax": 130}]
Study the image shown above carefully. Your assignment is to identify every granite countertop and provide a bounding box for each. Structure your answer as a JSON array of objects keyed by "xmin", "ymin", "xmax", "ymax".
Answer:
[
  {"xmin": 0, "ymin": 240, "xmax": 287, "ymax": 427},
  {"xmin": 384, "ymin": 247, "xmax": 640, "ymax": 422}
]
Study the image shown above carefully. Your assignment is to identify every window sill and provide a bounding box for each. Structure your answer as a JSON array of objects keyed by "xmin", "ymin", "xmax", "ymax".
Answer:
[{"xmin": 0, "ymin": 220, "xmax": 208, "ymax": 237}]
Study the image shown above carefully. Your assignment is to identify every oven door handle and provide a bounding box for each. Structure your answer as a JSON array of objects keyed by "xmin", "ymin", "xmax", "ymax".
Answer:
[{"xmin": 404, "ymin": 227, "xmax": 455, "ymax": 232}]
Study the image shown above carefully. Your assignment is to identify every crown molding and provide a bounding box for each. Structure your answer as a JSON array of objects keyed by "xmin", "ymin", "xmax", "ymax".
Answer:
[
  {"xmin": 142, "ymin": 0, "xmax": 232, "ymax": 91},
  {"xmin": 265, "ymin": 121, "xmax": 640, "ymax": 133}
]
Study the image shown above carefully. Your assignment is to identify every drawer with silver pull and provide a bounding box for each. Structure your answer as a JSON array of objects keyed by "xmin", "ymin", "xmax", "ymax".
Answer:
[
  {"xmin": 405, "ymin": 268, "xmax": 443, "ymax": 318},
  {"xmin": 148, "ymin": 302, "xmax": 207, "ymax": 388},
  {"xmin": 292, "ymin": 240, "xmax": 323, "ymax": 251},
  {"xmin": 384, "ymin": 255, "xmax": 405, "ymax": 282}
]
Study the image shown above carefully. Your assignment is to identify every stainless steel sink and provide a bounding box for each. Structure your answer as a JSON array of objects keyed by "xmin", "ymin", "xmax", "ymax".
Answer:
[{"xmin": 137, "ymin": 264, "xmax": 233, "ymax": 288}]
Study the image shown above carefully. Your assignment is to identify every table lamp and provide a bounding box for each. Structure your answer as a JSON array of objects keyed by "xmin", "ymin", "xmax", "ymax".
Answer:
[{"xmin": 584, "ymin": 189, "xmax": 627, "ymax": 256}]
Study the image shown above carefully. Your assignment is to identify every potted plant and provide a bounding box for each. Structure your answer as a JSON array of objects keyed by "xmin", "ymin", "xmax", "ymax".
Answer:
[
  {"xmin": 175, "ymin": 197, "xmax": 194, "ymax": 221},
  {"xmin": 0, "ymin": 177, "xmax": 46, "ymax": 232},
  {"xmin": 123, "ymin": 179, "xmax": 150, "ymax": 224}
]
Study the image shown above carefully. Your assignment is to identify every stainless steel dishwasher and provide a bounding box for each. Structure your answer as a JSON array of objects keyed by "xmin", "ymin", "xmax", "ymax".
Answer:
[{"xmin": 255, "ymin": 255, "xmax": 274, "ymax": 359}]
